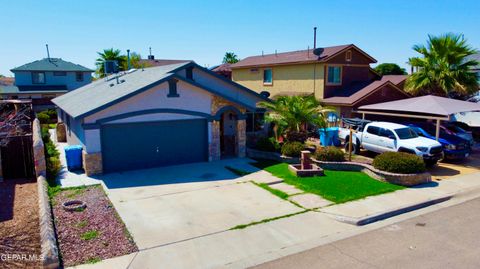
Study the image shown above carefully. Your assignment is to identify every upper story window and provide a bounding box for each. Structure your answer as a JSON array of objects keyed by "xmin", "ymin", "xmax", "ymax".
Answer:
[
  {"xmin": 263, "ymin": 69, "xmax": 273, "ymax": 85},
  {"xmin": 53, "ymin": 71, "xmax": 66, "ymax": 76},
  {"xmin": 327, "ymin": 66, "xmax": 342, "ymax": 85},
  {"xmin": 75, "ymin": 72, "xmax": 84, "ymax": 82},
  {"xmin": 167, "ymin": 79, "xmax": 179, "ymax": 97},
  {"xmin": 346, "ymin": 50, "xmax": 352, "ymax": 62},
  {"xmin": 32, "ymin": 72, "xmax": 46, "ymax": 84}
]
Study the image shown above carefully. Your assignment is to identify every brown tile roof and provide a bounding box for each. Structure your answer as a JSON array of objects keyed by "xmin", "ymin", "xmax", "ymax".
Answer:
[
  {"xmin": 0, "ymin": 77, "xmax": 14, "ymax": 86},
  {"xmin": 139, "ymin": 59, "xmax": 190, "ymax": 67},
  {"xmin": 381, "ymin": 75, "xmax": 408, "ymax": 86},
  {"xmin": 231, "ymin": 44, "xmax": 376, "ymax": 68},
  {"xmin": 323, "ymin": 75, "xmax": 409, "ymax": 106},
  {"xmin": 211, "ymin": 63, "xmax": 232, "ymax": 73}
]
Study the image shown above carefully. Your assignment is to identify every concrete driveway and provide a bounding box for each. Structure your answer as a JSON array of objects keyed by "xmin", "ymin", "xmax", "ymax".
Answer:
[{"xmin": 100, "ymin": 158, "xmax": 302, "ymax": 250}]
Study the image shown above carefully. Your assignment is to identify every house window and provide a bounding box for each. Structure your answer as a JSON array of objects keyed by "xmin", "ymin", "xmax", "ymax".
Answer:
[
  {"xmin": 246, "ymin": 112, "xmax": 265, "ymax": 133},
  {"xmin": 75, "ymin": 72, "xmax": 84, "ymax": 82},
  {"xmin": 263, "ymin": 69, "xmax": 273, "ymax": 85},
  {"xmin": 167, "ymin": 79, "xmax": 179, "ymax": 97},
  {"xmin": 327, "ymin": 66, "xmax": 342, "ymax": 85},
  {"xmin": 346, "ymin": 50, "xmax": 352, "ymax": 62},
  {"xmin": 32, "ymin": 72, "xmax": 46, "ymax": 84},
  {"xmin": 53, "ymin": 71, "xmax": 66, "ymax": 76}
]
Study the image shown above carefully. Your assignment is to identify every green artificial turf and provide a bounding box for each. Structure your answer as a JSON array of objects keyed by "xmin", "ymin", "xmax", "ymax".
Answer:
[{"xmin": 251, "ymin": 160, "xmax": 404, "ymax": 203}]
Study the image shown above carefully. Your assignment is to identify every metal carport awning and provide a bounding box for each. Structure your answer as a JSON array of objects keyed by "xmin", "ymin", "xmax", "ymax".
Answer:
[{"xmin": 355, "ymin": 95, "xmax": 480, "ymax": 140}]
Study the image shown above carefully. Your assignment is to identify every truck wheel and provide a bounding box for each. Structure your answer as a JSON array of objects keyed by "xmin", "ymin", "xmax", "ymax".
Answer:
[{"xmin": 344, "ymin": 142, "xmax": 358, "ymax": 154}]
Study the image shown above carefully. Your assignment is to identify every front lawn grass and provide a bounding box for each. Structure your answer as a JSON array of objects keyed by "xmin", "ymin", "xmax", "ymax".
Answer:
[{"xmin": 251, "ymin": 160, "xmax": 404, "ymax": 203}]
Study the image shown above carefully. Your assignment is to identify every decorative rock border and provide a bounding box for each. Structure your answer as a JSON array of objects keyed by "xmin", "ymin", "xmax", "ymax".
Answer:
[
  {"xmin": 37, "ymin": 176, "xmax": 60, "ymax": 269},
  {"xmin": 246, "ymin": 148, "xmax": 299, "ymax": 163},
  {"xmin": 311, "ymin": 158, "xmax": 431, "ymax": 187}
]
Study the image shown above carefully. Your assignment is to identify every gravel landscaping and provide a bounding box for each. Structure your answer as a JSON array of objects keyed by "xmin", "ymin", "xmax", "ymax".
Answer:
[
  {"xmin": 0, "ymin": 179, "xmax": 42, "ymax": 269},
  {"xmin": 51, "ymin": 184, "xmax": 137, "ymax": 266}
]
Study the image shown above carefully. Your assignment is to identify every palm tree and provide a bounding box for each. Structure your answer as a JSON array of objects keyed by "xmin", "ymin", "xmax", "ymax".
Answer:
[
  {"xmin": 222, "ymin": 52, "xmax": 239, "ymax": 64},
  {"xmin": 259, "ymin": 95, "xmax": 332, "ymax": 141},
  {"xmin": 95, "ymin": 48, "xmax": 126, "ymax": 77},
  {"xmin": 406, "ymin": 33, "xmax": 479, "ymax": 98}
]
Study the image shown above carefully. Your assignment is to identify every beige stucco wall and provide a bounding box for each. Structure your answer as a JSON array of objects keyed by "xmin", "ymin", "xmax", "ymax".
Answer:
[{"xmin": 232, "ymin": 63, "xmax": 325, "ymax": 99}]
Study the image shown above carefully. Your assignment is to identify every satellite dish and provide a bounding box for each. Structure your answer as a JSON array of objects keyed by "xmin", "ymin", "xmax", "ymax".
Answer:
[
  {"xmin": 313, "ymin": 48, "xmax": 324, "ymax": 56},
  {"xmin": 104, "ymin": 60, "xmax": 119, "ymax": 74}
]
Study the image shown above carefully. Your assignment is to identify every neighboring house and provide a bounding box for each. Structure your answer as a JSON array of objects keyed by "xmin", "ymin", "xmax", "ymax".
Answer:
[
  {"xmin": 0, "ymin": 58, "xmax": 93, "ymax": 111},
  {"xmin": 211, "ymin": 63, "xmax": 232, "ymax": 79},
  {"xmin": 138, "ymin": 54, "xmax": 190, "ymax": 68},
  {"xmin": 52, "ymin": 61, "xmax": 267, "ymax": 175},
  {"xmin": 231, "ymin": 44, "xmax": 409, "ymax": 117}
]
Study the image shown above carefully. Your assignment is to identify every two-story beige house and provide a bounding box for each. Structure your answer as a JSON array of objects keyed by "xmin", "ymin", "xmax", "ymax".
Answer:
[{"xmin": 231, "ymin": 44, "xmax": 409, "ymax": 117}]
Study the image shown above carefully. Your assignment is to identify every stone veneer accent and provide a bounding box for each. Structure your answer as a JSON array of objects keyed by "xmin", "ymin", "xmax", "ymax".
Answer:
[
  {"xmin": 32, "ymin": 119, "xmax": 47, "ymax": 177},
  {"xmin": 236, "ymin": 119, "xmax": 246, "ymax": 157},
  {"xmin": 209, "ymin": 121, "xmax": 221, "ymax": 161},
  {"xmin": 82, "ymin": 151, "xmax": 103, "ymax": 176},
  {"xmin": 211, "ymin": 95, "xmax": 247, "ymax": 159},
  {"xmin": 37, "ymin": 176, "xmax": 60, "ymax": 268}
]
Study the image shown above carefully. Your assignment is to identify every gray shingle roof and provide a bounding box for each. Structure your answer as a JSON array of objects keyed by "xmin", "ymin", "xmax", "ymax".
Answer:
[
  {"xmin": 0, "ymin": 85, "xmax": 68, "ymax": 94},
  {"xmin": 52, "ymin": 62, "xmax": 191, "ymax": 118},
  {"xmin": 11, "ymin": 58, "xmax": 94, "ymax": 72}
]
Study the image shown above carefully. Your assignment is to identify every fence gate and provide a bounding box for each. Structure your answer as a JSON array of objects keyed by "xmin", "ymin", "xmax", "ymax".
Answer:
[{"xmin": 0, "ymin": 135, "xmax": 35, "ymax": 179}]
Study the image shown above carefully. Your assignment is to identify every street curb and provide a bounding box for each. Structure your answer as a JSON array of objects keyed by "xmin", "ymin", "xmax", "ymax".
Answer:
[
  {"xmin": 328, "ymin": 195, "xmax": 452, "ymax": 226},
  {"xmin": 37, "ymin": 176, "xmax": 60, "ymax": 269}
]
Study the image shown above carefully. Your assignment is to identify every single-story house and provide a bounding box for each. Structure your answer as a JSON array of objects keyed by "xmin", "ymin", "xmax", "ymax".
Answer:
[{"xmin": 52, "ymin": 61, "xmax": 267, "ymax": 175}]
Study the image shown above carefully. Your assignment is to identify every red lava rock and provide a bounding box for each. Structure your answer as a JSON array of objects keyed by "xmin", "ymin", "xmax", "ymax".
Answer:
[{"xmin": 52, "ymin": 185, "xmax": 137, "ymax": 266}]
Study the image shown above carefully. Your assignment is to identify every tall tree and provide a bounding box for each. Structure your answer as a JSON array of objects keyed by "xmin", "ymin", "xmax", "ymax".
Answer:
[
  {"xmin": 406, "ymin": 33, "xmax": 479, "ymax": 98},
  {"xmin": 374, "ymin": 63, "xmax": 407, "ymax": 76},
  {"xmin": 222, "ymin": 52, "xmax": 239, "ymax": 64},
  {"xmin": 95, "ymin": 48, "xmax": 126, "ymax": 77}
]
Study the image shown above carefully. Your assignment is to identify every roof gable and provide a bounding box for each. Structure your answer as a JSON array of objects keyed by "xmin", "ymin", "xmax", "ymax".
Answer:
[
  {"xmin": 231, "ymin": 44, "xmax": 376, "ymax": 69},
  {"xmin": 53, "ymin": 61, "xmax": 267, "ymax": 119},
  {"xmin": 11, "ymin": 58, "xmax": 94, "ymax": 72}
]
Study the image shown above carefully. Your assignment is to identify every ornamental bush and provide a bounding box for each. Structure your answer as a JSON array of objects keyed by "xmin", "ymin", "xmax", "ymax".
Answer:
[
  {"xmin": 373, "ymin": 152, "xmax": 426, "ymax": 174},
  {"xmin": 314, "ymin": 146, "xmax": 345, "ymax": 162},
  {"xmin": 256, "ymin": 137, "xmax": 281, "ymax": 152},
  {"xmin": 281, "ymin": 141, "xmax": 304, "ymax": 157}
]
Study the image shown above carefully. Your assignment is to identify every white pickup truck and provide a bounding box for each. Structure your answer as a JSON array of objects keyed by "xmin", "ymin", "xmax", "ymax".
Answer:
[{"xmin": 339, "ymin": 120, "xmax": 444, "ymax": 165}]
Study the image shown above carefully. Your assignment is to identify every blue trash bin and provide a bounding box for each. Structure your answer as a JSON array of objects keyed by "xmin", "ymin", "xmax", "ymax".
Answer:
[
  {"xmin": 319, "ymin": 127, "xmax": 340, "ymax": 146},
  {"xmin": 64, "ymin": 145, "xmax": 83, "ymax": 171}
]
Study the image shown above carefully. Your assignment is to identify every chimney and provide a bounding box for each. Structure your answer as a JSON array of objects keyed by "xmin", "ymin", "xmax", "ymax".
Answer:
[
  {"xmin": 148, "ymin": 47, "xmax": 155, "ymax": 60},
  {"xmin": 313, "ymin": 27, "xmax": 317, "ymax": 49},
  {"xmin": 127, "ymin": 49, "xmax": 131, "ymax": 70}
]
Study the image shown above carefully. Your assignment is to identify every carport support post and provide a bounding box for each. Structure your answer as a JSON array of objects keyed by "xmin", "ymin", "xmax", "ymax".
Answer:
[{"xmin": 435, "ymin": 119, "xmax": 440, "ymax": 141}]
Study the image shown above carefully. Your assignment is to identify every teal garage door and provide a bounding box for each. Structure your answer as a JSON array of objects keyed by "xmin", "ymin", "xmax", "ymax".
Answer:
[{"xmin": 101, "ymin": 119, "xmax": 208, "ymax": 173}]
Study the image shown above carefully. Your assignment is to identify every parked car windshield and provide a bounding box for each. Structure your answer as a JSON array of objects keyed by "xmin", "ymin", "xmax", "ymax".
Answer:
[{"xmin": 394, "ymin": 128, "xmax": 418, "ymax": 139}]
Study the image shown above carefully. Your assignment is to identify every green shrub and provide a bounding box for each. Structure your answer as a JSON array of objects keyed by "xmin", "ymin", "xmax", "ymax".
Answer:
[
  {"xmin": 41, "ymin": 127, "xmax": 61, "ymax": 186},
  {"xmin": 315, "ymin": 146, "xmax": 345, "ymax": 162},
  {"xmin": 373, "ymin": 152, "xmax": 426, "ymax": 174},
  {"xmin": 281, "ymin": 141, "xmax": 304, "ymax": 157},
  {"xmin": 285, "ymin": 131, "xmax": 308, "ymax": 143},
  {"xmin": 256, "ymin": 137, "xmax": 281, "ymax": 152},
  {"xmin": 37, "ymin": 112, "xmax": 51, "ymax": 124}
]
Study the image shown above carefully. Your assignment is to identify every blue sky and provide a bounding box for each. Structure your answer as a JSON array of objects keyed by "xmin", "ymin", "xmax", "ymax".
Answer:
[{"xmin": 1, "ymin": 0, "xmax": 479, "ymax": 76}]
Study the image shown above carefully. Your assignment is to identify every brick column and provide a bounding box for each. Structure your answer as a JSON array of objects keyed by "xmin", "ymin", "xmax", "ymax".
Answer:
[
  {"xmin": 82, "ymin": 151, "xmax": 103, "ymax": 176},
  {"xmin": 209, "ymin": 121, "xmax": 221, "ymax": 161},
  {"xmin": 236, "ymin": 119, "xmax": 246, "ymax": 158}
]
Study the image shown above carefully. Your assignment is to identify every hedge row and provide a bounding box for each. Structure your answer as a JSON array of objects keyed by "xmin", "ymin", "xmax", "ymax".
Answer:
[{"xmin": 41, "ymin": 127, "xmax": 61, "ymax": 186}]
